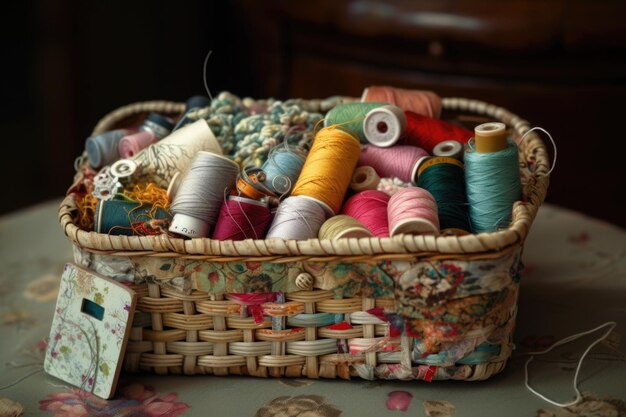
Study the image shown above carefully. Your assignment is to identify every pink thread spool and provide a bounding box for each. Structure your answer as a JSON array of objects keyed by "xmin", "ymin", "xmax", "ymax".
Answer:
[
  {"xmin": 118, "ymin": 130, "xmax": 157, "ymax": 159},
  {"xmin": 341, "ymin": 190, "xmax": 390, "ymax": 237},
  {"xmin": 388, "ymin": 187, "xmax": 439, "ymax": 236},
  {"xmin": 212, "ymin": 196, "xmax": 272, "ymax": 241},
  {"xmin": 358, "ymin": 145, "xmax": 429, "ymax": 184}
]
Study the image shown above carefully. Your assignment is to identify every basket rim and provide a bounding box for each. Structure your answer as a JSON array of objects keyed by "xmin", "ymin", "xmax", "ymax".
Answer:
[{"xmin": 59, "ymin": 96, "xmax": 550, "ymax": 259}]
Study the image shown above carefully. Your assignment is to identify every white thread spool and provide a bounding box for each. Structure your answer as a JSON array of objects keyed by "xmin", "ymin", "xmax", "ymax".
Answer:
[
  {"xmin": 433, "ymin": 140, "xmax": 464, "ymax": 161},
  {"xmin": 363, "ymin": 105, "xmax": 407, "ymax": 147},
  {"xmin": 129, "ymin": 119, "xmax": 223, "ymax": 188},
  {"xmin": 169, "ymin": 151, "xmax": 239, "ymax": 238},
  {"xmin": 350, "ymin": 166, "xmax": 381, "ymax": 192},
  {"xmin": 265, "ymin": 196, "xmax": 327, "ymax": 240}
]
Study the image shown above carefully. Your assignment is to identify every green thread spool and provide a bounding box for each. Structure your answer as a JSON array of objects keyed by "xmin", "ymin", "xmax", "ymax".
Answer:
[
  {"xmin": 416, "ymin": 157, "xmax": 471, "ymax": 232},
  {"xmin": 94, "ymin": 198, "xmax": 172, "ymax": 236},
  {"xmin": 324, "ymin": 102, "xmax": 387, "ymax": 142}
]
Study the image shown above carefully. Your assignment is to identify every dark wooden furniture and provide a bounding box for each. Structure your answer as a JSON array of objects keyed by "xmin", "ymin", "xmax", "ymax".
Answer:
[{"xmin": 233, "ymin": 0, "xmax": 626, "ymax": 227}]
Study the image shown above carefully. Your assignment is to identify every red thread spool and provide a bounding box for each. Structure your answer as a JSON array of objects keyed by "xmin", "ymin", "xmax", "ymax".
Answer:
[
  {"xmin": 341, "ymin": 190, "xmax": 390, "ymax": 237},
  {"xmin": 362, "ymin": 86, "xmax": 442, "ymax": 118},
  {"xmin": 401, "ymin": 111, "xmax": 473, "ymax": 154},
  {"xmin": 212, "ymin": 196, "xmax": 273, "ymax": 240}
]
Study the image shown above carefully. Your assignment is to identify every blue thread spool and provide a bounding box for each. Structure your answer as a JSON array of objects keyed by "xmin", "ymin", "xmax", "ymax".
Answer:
[
  {"xmin": 142, "ymin": 112, "xmax": 175, "ymax": 140},
  {"xmin": 94, "ymin": 198, "xmax": 172, "ymax": 236},
  {"xmin": 173, "ymin": 95, "xmax": 212, "ymax": 132},
  {"xmin": 465, "ymin": 123, "xmax": 522, "ymax": 233},
  {"xmin": 261, "ymin": 146, "xmax": 306, "ymax": 196},
  {"xmin": 85, "ymin": 129, "xmax": 133, "ymax": 169}
]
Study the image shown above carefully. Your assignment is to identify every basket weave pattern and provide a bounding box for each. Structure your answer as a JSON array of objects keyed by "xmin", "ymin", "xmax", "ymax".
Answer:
[{"xmin": 60, "ymin": 97, "xmax": 549, "ymax": 380}]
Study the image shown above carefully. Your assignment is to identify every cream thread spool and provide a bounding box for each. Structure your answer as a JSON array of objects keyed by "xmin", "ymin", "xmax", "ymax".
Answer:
[
  {"xmin": 363, "ymin": 105, "xmax": 407, "ymax": 147},
  {"xmin": 350, "ymin": 166, "xmax": 381, "ymax": 192},
  {"xmin": 319, "ymin": 215, "xmax": 373, "ymax": 240},
  {"xmin": 129, "ymin": 118, "xmax": 223, "ymax": 188},
  {"xmin": 474, "ymin": 122, "xmax": 508, "ymax": 153},
  {"xmin": 433, "ymin": 140, "xmax": 464, "ymax": 161}
]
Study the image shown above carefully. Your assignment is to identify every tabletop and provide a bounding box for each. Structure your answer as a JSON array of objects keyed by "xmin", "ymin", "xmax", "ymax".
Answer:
[{"xmin": 0, "ymin": 199, "xmax": 624, "ymax": 417}]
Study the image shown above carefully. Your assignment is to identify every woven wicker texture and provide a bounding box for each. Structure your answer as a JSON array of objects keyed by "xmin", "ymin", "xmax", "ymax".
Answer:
[{"xmin": 60, "ymin": 96, "xmax": 549, "ymax": 380}]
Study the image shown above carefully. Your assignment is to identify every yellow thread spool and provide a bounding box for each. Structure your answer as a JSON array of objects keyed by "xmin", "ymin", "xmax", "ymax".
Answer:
[
  {"xmin": 291, "ymin": 126, "xmax": 361, "ymax": 215},
  {"xmin": 474, "ymin": 122, "xmax": 508, "ymax": 153}
]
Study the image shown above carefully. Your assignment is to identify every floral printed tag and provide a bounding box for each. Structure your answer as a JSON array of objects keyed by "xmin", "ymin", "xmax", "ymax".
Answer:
[{"xmin": 44, "ymin": 263, "xmax": 137, "ymax": 399}]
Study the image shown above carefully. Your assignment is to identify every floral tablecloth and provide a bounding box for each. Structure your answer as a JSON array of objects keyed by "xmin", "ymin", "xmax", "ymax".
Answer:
[{"xmin": 0, "ymin": 200, "xmax": 624, "ymax": 417}]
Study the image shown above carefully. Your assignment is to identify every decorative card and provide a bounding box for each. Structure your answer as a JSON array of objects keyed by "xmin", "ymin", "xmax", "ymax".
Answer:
[{"xmin": 44, "ymin": 263, "xmax": 137, "ymax": 399}]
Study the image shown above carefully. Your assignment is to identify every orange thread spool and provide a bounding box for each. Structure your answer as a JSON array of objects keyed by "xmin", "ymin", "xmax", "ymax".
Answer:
[{"xmin": 362, "ymin": 86, "xmax": 442, "ymax": 118}]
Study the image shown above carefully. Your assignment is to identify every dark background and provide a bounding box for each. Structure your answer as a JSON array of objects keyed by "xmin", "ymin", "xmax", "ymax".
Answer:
[{"xmin": 3, "ymin": 0, "xmax": 625, "ymax": 228}]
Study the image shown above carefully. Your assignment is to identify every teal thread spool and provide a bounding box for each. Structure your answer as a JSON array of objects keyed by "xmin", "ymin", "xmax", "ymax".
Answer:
[
  {"xmin": 416, "ymin": 157, "xmax": 471, "ymax": 232},
  {"xmin": 261, "ymin": 145, "xmax": 306, "ymax": 196},
  {"xmin": 465, "ymin": 134, "xmax": 522, "ymax": 233},
  {"xmin": 324, "ymin": 102, "xmax": 386, "ymax": 142},
  {"xmin": 94, "ymin": 198, "xmax": 172, "ymax": 236}
]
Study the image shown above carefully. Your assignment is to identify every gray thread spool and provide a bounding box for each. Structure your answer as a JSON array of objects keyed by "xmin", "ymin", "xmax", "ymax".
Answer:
[
  {"xmin": 265, "ymin": 196, "xmax": 327, "ymax": 240},
  {"xmin": 85, "ymin": 129, "xmax": 133, "ymax": 169},
  {"xmin": 169, "ymin": 151, "xmax": 239, "ymax": 238}
]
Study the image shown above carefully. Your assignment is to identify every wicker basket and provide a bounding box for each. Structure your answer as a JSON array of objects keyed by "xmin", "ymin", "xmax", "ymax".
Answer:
[{"xmin": 58, "ymin": 97, "xmax": 550, "ymax": 381}]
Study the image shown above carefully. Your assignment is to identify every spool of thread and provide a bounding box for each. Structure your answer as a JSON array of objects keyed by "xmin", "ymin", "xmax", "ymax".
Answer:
[
  {"xmin": 169, "ymin": 151, "xmax": 239, "ymax": 238},
  {"xmin": 173, "ymin": 95, "xmax": 212, "ymax": 132},
  {"xmin": 110, "ymin": 159, "xmax": 139, "ymax": 185},
  {"xmin": 212, "ymin": 195, "xmax": 273, "ymax": 240},
  {"xmin": 129, "ymin": 118, "xmax": 223, "ymax": 188},
  {"xmin": 361, "ymin": 86, "xmax": 442, "ymax": 118},
  {"xmin": 324, "ymin": 102, "xmax": 386, "ymax": 142},
  {"xmin": 358, "ymin": 145, "xmax": 429, "ymax": 184},
  {"xmin": 402, "ymin": 111, "xmax": 473, "ymax": 154},
  {"xmin": 236, "ymin": 167, "xmax": 273, "ymax": 200},
  {"xmin": 416, "ymin": 157, "xmax": 471, "ymax": 232},
  {"xmin": 388, "ymin": 187, "xmax": 439, "ymax": 236},
  {"xmin": 318, "ymin": 214, "xmax": 373, "ymax": 240},
  {"xmin": 341, "ymin": 190, "xmax": 390, "ymax": 237},
  {"xmin": 465, "ymin": 138, "xmax": 522, "ymax": 233},
  {"xmin": 363, "ymin": 105, "xmax": 407, "ymax": 147},
  {"xmin": 261, "ymin": 145, "xmax": 307, "ymax": 196},
  {"xmin": 473, "ymin": 122, "xmax": 508, "ymax": 153},
  {"xmin": 118, "ymin": 130, "xmax": 156, "ymax": 159},
  {"xmin": 85, "ymin": 129, "xmax": 134, "ymax": 169},
  {"xmin": 350, "ymin": 166, "xmax": 381, "ymax": 192},
  {"xmin": 117, "ymin": 112, "xmax": 175, "ymax": 159},
  {"xmin": 265, "ymin": 196, "xmax": 327, "ymax": 240},
  {"xmin": 94, "ymin": 199, "xmax": 171, "ymax": 236},
  {"xmin": 433, "ymin": 140, "xmax": 464, "ymax": 161},
  {"xmin": 291, "ymin": 126, "xmax": 361, "ymax": 215},
  {"xmin": 142, "ymin": 112, "xmax": 175, "ymax": 140}
]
